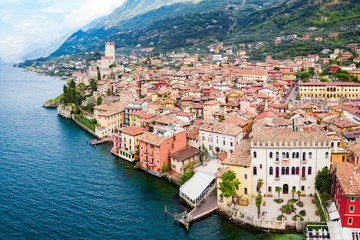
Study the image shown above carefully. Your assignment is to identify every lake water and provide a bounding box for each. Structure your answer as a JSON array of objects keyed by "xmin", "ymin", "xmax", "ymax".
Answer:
[{"xmin": 0, "ymin": 64, "xmax": 301, "ymax": 239}]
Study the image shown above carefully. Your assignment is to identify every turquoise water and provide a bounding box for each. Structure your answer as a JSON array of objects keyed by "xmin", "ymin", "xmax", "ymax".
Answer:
[{"xmin": 0, "ymin": 64, "xmax": 301, "ymax": 239}]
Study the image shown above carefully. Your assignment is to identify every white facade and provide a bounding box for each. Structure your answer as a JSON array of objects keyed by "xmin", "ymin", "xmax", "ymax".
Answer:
[
  {"xmin": 250, "ymin": 132, "xmax": 331, "ymax": 197},
  {"xmin": 199, "ymin": 129, "xmax": 243, "ymax": 156}
]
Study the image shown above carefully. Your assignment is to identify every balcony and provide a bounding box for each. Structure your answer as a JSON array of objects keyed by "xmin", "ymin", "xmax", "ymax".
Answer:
[
  {"xmin": 301, "ymin": 176, "xmax": 306, "ymax": 180},
  {"xmin": 275, "ymin": 158, "xmax": 280, "ymax": 164},
  {"xmin": 275, "ymin": 176, "xmax": 280, "ymax": 181}
]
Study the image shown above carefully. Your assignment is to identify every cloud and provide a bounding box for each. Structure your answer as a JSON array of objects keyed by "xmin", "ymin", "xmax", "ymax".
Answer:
[{"xmin": 0, "ymin": 0, "xmax": 125, "ymax": 60}]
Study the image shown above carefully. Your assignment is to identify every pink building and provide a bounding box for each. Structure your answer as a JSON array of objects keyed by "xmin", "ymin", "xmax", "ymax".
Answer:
[{"xmin": 138, "ymin": 127, "xmax": 187, "ymax": 176}]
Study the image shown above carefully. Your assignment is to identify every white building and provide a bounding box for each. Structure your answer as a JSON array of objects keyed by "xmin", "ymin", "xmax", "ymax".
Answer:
[
  {"xmin": 251, "ymin": 128, "xmax": 331, "ymax": 197},
  {"xmin": 199, "ymin": 121, "xmax": 243, "ymax": 156}
]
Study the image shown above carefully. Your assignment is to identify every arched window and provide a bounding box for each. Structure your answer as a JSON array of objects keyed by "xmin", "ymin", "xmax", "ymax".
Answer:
[
  {"xmin": 253, "ymin": 151, "xmax": 257, "ymax": 158},
  {"xmin": 286, "ymin": 167, "xmax": 289, "ymax": 175},
  {"xmin": 292, "ymin": 152, "xmax": 295, "ymax": 158},
  {"xmin": 269, "ymin": 152, "xmax": 273, "ymax": 158},
  {"xmin": 276, "ymin": 152, "xmax": 279, "ymax": 160},
  {"xmin": 269, "ymin": 167, "xmax": 273, "ymax": 175},
  {"xmin": 296, "ymin": 152, "xmax": 299, "ymax": 158},
  {"xmin": 308, "ymin": 166, "xmax": 312, "ymax": 175},
  {"xmin": 302, "ymin": 166, "xmax": 306, "ymax": 178},
  {"xmin": 325, "ymin": 152, "xmax": 329, "ymax": 158},
  {"xmin": 253, "ymin": 166, "xmax": 257, "ymax": 175},
  {"xmin": 303, "ymin": 152, "xmax": 306, "ymax": 161},
  {"xmin": 260, "ymin": 164, "xmax": 262, "ymax": 169},
  {"xmin": 281, "ymin": 167, "xmax": 285, "ymax": 175},
  {"xmin": 276, "ymin": 167, "xmax": 279, "ymax": 178},
  {"xmin": 286, "ymin": 152, "xmax": 289, "ymax": 158},
  {"xmin": 296, "ymin": 167, "xmax": 299, "ymax": 175},
  {"xmin": 282, "ymin": 152, "xmax": 286, "ymax": 158},
  {"xmin": 292, "ymin": 167, "xmax": 295, "ymax": 175},
  {"xmin": 309, "ymin": 152, "xmax": 312, "ymax": 159}
]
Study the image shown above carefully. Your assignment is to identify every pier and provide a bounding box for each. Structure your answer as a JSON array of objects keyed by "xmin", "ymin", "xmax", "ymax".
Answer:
[
  {"xmin": 89, "ymin": 137, "xmax": 111, "ymax": 146},
  {"xmin": 165, "ymin": 191, "xmax": 218, "ymax": 230}
]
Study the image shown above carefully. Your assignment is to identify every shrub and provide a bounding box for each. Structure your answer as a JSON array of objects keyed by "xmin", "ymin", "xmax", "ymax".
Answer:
[
  {"xmin": 296, "ymin": 201, "xmax": 304, "ymax": 207},
  {"xmin": 314, "ymin": 194, "xmax": 326, "ymax": 222},
  {"xmin": 274, "ymin": 199, "xmax": 284, "ymax": 204},
  {"xmin": 277, "ymin": 215, "xmax": 287, "ymax": 221},
  {"xmin": 181, "ymin": 169, "xmax": 195, "ymax": 183},
  {"xmin": 288, "ymin": 199, "xmax": 298, "ymax": 204},
  {"xmin": 292, "ymin": 215, "xmax": 304, "ymax": 221},
  {"xmin": 299, "ymin": 210, "xmax": 306, "ymax": 216},
  {"xmin": 90, "ymin": 119, "xmax": 97, "ymax": 124}
]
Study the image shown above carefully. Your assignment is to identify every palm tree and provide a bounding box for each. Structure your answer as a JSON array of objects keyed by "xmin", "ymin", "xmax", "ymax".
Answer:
[
  {"xmin": 276, "ymin": 186, "xmax": 282, "ymax": 200},
  {"xmin": 297, "ymin": 190, "xmax": 302, "ymax": 202},
  {"xmin": 255, "ymin": 195, "xmax": 262, "ymax": 219},
  {"xmin": 257, "ymin": 179, "xmax": 264, "ymax": 196},
  {"xmin": 291, "ymin": 188, "xmax": 297, "ymax": 200}
]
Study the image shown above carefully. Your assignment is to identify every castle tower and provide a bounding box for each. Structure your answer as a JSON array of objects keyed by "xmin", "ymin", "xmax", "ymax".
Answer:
[{"xmin": 105, "ymin": 42, "xmax": 115, "ymax": 61}]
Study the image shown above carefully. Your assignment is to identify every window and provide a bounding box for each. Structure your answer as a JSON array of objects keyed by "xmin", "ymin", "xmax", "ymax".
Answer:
[
  {"xmin": 230, "ymin": 142, "xmax": 233, "ymax": 147},
  {"xmin": 286, "ymin": 167, "xmax": 289, "ymax": 175},
  {"xmin": 296, "ymin": 167, "xmax": 299, "ymax": 175},
  {"xmin": 308, "ymin": 167, "xmax": 312, "ymax": 175},
  {"xmin": 348, "ymin": 217, "xmax": 353, "ymax": 225},
  {"xmin": 296, "ymin": 152, "xmax": 299, "ymax": 158},
  {"xmin": 302, "ymin": 152, "xmax": 306, "ymax": 161},
  {"xmin": 268, "ymin": 187, "xmax": 272, "ymax": 192},
  {"xmin": 281, "ymin": 167, "xmax": 285, "ymax": 175},
  {"xmin": 350, "ymin": 197, "xmax": 357, "ymax": 202},
  {"xmin": 292, "ymin": 152, "xmax": 295, "ymax": 158},
  {"xmin": 292, "ymin": 186, "xmax": 296, "ymax": 190},
  {"xmin": 276, "ymin": 167, "xmax": 279, "ymax": 178},
  {"xmin": 309, "ymin": 152, "xmax": 312, "ymax": 159},
  {"xmin": 286, "ymin": 152, "xmax": 289, "ymax": 158},
  {"xmin": 326, "ymin": 152, "xmax": 329, "ymax": 158},
  {"xmin": 260, "ymin": 164, "xmax": 262, "ymax": 169},
  {"xmin": 253, "ymin": 167, "xmax": 257, "ymax": 175},
  {"xmin": 253, "ymin": 151, "xmax": 257, "ymax": 158},
  {"xmin": 302, "ymin": 167, "xmax": 306, "ymax": 178},
  {"xmin": 223, "ymin": 140, "xmax": 225, "ymax": 145},
  {"xmin": 269, "ymin": 167, "xmax": 273, "ymax": 175},
  {"xmin": 244, "ymin": 187, "xmax": 248, "ymax": 194},
  {"xmin": 349, "ymin": 205, "xmax": 355, "ymax": 213},
  {"xmin": 244, "ymin": 174, "xmax": 248, "ymax": 180},
  {"xmin": 301, "ymin": 186, "xmax": 305, "ymax": 191},
  {"xmin": 270, "ymin": 152, "xmax": 273, "ymax": 158},
  {"xmin": 292, "ymin": 167, "xmax": 295, "ymax": 175},
  {"xmin": 282, "ymin": 152, "xmax": 285, "ymax": 158}
]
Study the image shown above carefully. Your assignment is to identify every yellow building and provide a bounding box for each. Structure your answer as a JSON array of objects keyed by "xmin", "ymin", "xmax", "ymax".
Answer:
[
  {"xmin": 327, "ymin": 136, "xmax": 347, "ymax": 168},
  {"xmin": 113, "ymin": 126, "xmax": 145, "ymax": 162},
  {"xmin": 217, "ymin": 140, "xmax": 253, "ymax": 208},
  {"xmin": 350, "ymin": 69, "xmax": 360, "ymax": 81},
  {"xmin": 299, "ymin": 82, "xmax": 360, "ymax": 99},
  {"xmin": 129, "ymin": 111, "xmax": 143, "ymax": 127},
  {"xmin": 94, "ymin": 102, "xmax": 126, "ymax": 137}
]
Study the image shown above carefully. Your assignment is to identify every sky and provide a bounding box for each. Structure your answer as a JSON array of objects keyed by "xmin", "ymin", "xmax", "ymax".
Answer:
[{"xmin": 0, "ymin": 0, "xmax": 125, "ymax": 61}]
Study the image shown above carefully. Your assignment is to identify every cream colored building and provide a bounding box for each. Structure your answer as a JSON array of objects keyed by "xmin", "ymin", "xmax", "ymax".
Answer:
[
  {"xmin": 94, "ymin": 102, "xmax": 127, "ymax": 137},
  {"xmin": 299, "ymin": 82, "xmax": 360, "ymax": 99}
]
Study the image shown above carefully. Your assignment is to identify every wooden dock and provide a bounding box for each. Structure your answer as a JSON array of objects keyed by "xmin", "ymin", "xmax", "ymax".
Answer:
[
  {"xmin": 89, "ymin": 137, "xmax": 111, "ymax": 146},
  {"xmin": 165, "ymin": 191, "xmax": 218, "ymax": 230}
]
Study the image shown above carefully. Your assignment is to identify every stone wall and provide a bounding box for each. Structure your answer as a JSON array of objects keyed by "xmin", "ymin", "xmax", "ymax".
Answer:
[{"xmin": 57, "ymin": 104, "xmax": 72, "ymax": 119}]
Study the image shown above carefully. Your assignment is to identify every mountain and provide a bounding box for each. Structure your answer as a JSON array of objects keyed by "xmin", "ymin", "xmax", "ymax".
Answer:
[
  {"xmin": 18, "ymin": 15, "xmax": 108, "ymax": 62},
  {"xmin": 51, "ymin": 0, "xmax": 281, "ymax": 57}
]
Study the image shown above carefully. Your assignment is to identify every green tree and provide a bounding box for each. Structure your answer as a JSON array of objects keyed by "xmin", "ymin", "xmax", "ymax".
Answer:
[
  {"xmin": 309, "ymin": 67, "xmax": 316, "ymax": 77},
  {"xmin": 297, "ymin": 190, "xmax": 302, "ymax": 202},
  {"xmin": 97, "ymin": 96, "xmax": 102, "ymax": 105},
  {"xmin": 255, "ymin": 195, "xmax": 263, "ymax": 219},
  {"xmin": 219, "ymin": 170, "xmax": 240, "ymax": 199},
  {"xmin": 181, "ymin": 169, "xmax": 195, "ymax": 183},
  {"xmin": 300, "ymin": 71, "xmax": 311, "ymax": 82},
  {"xmin": 276, "ymin": 186, "xmax": 282, "ymax": 200},
  {"xmin": 291, "ymin": 188, "xmax": 297, "ymax": 200},
  {"xmin": 89, "ymin": 78, "xmax": 97, "ymax": 95},
  {"xmin": 97, "ymin": 67, "xmax": 101, "ymax": 80},
  {"xmin": 257, "ymin": 179, "xmax": 264, "ymax": 195},
  {"xmin": 315, "ymin": 168, "xmax": 333, "ymax": 193}
]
